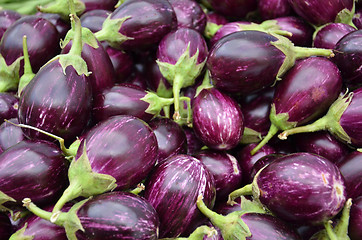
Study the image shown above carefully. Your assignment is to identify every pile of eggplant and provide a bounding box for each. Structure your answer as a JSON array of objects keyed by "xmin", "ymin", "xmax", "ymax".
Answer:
[{"xmin": 0, "ymin": 0, "xmax": 361, "ymax": 239}]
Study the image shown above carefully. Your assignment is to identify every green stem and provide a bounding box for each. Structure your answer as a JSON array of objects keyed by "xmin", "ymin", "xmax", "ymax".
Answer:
[
  {"xmin": 278, "ymin": 116, "xmax": 328, "ymax": 140},
  {"xmin": 179, "ymin": 96, "xmax": 192, "ymax": 124},
  {"xmin": 294, "ymin": 46, "xmax": 334, "ymax": 59},
  {"xmin": 172, "ymin": 74, "xmax": 184, "ymax": 120},
  {"xmin": 324, "ymin": 221, "xmax": 338, "ymax": 240},
  {"xmin": 22, "ymin": 198, "xmax": 57, "ymax": 225},
  {"xmin": 129, "ymin": 183, "xmax": 145, "ymax": 195},
  {"xmin": 68, "ymin": 1, "xmax": 82, "ymax": 57},
  {"xmin": 335, "ymin": 198, "xmax": 353, "ymax": 238},
  {"xmin": 22, "ymin": 35, "xmax": 33, "ymax": 75},
  {"xmin": 196, "ymin": 195, "xmax": 221, "ymax": 222},
  {"xmin": 250, "ymin": 124, "xmax": 279, "ymax": 155},
  {"xmin": 163, "ymin": 106, "xmax": 170, "ymax": 118},
  {"xmin": 227, "ymin": 184, "xmax": 253, "ymax": 205}
]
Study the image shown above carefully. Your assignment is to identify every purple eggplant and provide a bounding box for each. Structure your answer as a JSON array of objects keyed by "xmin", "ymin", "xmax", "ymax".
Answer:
[
  {"xmin": 0, "ymin": 93, "xmax": 18, "ymax": 124},
  {"xmin": 0, "ymin": 10, "xmax": 21, "ymax": 41},
  {"xmin": 251, "ymin": 56, "xmax": 342, "ymax": 154},
  {"xmin": 258, "ymin": 0, "xmax": 291, "ymax": 20},
  {"xmin": 203, "ymin": 0, "xmax": 258, "ymax": 19},
  {"xmin": 183, "ymin": 126, "xmax": 204, "ymax": 155},
  {"xmin": 353, "ymin": 8, "xmax": 362, "ymax": 29},
  {"xmin": 94, "ymin": 0, "xmax": 177, "ymax": 50},
  {"xmin": 337, "ymin": 151, "xmax": 362, "ymax": 199},
  {"xmin": 207, "ymin": 31, "xmax": 334, "ymax": 96},
  {"xmin": 0, "ymin": 140, "xmax": 67, "ymax": 205},
  {"xmin": 333, "ymin": 29, "xmax": 362, "ymax": 89},
  {"xmin": 80, "ymin": 9, "xmax": 110, "ymax": 33},
  {"xmin": 145, "ymin": 58, "xmax": 173, "ymax": 98},
  {"xmin": 313, "ymin": 23, "xmax": 356, "ymax": 49},
  {"xmin": 35, "ymin": 12, "xmax": 71, "ymax": 39},
  {"xmin": 230, "ymin": 152, "xmax": 347, "ymax": 225},
  {"xmin": 294, "ymin": 132, "xmax": 350, "ymax": 164},
  {"xmin": 194, "ymin": 149, "xmax": 243, "ymax": 202},
  {"xmin": 0, "ymin": 15, "xmax": 60, "ymax": 73},
  {"xmin": 279, "ymin": 87, "xmax": 362, "ymax": 148},
  {"xmin": 288, "ymin": 0, "xmax": 354, "ymax": 26},
  {"xmin": 0, "ymin": 118, "xmax": 24, "ymax": 153},
  {"xmin": 105, "ymin": 45, "xmax": 134, "ymax": 83},
  {"xmin": 349, "ymin": 196, "xmax": 362, "ymax": 240},
  {"xmin": 81, "ymin": 0, "xmax": 118, "ymax": 12},
  {"xmin": 144, "ymin": 154, "xmax": 216, "ymax": 238},
  {"xmin": 148, "ymin": 117, "xmax": 187, "ymax": 164},
  {"xmin": 203, "ymin": 11, "xmax": 228, "ymax": 39},
  {"xmin": 249, "ymin": 153, "xmax": 284, "ymax": 180},
  {"xmin": 0, "ymin": 212, "xmax": 12, "ymax": 239},
  {"xmin": 168, "ymin": 0, "xmax": 207, "ymax": 33},
  {"xmin": 192, "ymin": 87, "xmax": 244, "ymax": 150}
]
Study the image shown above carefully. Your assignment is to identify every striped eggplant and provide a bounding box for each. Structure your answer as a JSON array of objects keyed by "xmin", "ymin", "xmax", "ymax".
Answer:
[
  {"xmin": 144, "ymin": 154, "xmax": 216, "ymax": 238},
  {"xmin": 105, "ymin": 45, "xmax": 134, "ymax": 83},
  {"xmin": 313, "ymin": 23, "xmax": 355, "ymax": 49},
  {"xmin": 192, "ymin": 88, "xmax": 244, "ymax": 150},
  {"xmin": 80, "ymin": 10, "xmax": 111, "ymax": 33}
]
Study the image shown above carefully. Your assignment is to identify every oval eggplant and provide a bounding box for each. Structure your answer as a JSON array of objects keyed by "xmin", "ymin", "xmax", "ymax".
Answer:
[
  {"xmin": 0, "ymin": 92, "xmax": 18, "ymax": 124},
  {"xmin": 105, "ymin": 45, "xmax": 134, "ymax": 83},
  {"xmin": 337, "ymin": 151, "xmax": 362, "ymax": 199},
  {"xmin": 0, "ymin": 118, "xmax": 24, "ymax": 153},
  {"xmin": 258, "ymin": 0, "xmax": 291, "ymax": 20},
  {"xmin": 203, "ymin": 0, "xmax": 258, "ymax": 19},
  {"xmin": 249, "ymin": 153, "xmax": 283, "ymax": 181},
  {"xmin": 349, "ymin": 196, "xmax": 362, "ymax": 240},
  {"xmin": 35, "ymin": 12, "xmax": 70, "ymax": 39},
  {"xmin": 80, "ymin": 9, "xmax": 111, "ymax": 33},
  {"xmin": 144, "ymin": 154, "xmax": 216, "ymax": 238},
  {"xmin": 0, "ymin": 9, "xmax": 21, "ymax": 41},
  {"xmin": 313, "ymin": 23, "xmax": 356, "ymax": 49}
]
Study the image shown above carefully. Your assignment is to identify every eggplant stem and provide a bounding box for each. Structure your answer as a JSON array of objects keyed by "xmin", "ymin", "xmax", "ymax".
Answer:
[
  {"xmin": 227, "ymin": 184, "xmax": 253, "ymax": 205},
  {"xmin": 22, "ymin": 198, "xmax": 58, "ymax": 225},
  {"xmin": 324, "ymin": 220, "xmax": 338, "ymax": 240},
  {"xmin": 172, "ymin": 74, "xmax": 183, "ymax": 121},
  {"xmin": 278, "ymin": 116, "xmax": 328, "ymax": 139},
  {"xmin": 251, "ymin": 124, "xmax": 278, "ymax": 155}
]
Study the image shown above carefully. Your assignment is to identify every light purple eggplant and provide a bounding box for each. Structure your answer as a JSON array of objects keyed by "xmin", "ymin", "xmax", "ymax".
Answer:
[
  {"xmin": 194, "ymin": 149, "xmax": 243, "ymax": 202},
  {"xmin": 203, "ymin": 0, "xmax": 258, "ymax": 19},
  {"xmin": 0, "ymin": 93, "xmax": 18, "ymax": 124},
  {"xmin": 337, "ymin": 151, "xmax": 362, "ymax": 199},
  {"xmin": 251, "ymin": 56, "xmax": 342, "ymax": 154},
  {"xmin": 80, "ymin": 9, "xmax": 110, "ymax": 33},
  {"xmin": 144, "ymin": 154, "xmax": 216, "ymax": 238},
  {"xmin": 148, "ymin": 117, "xmax": 187, "ymax": 164},
  {"xmin": 207, "ymin": 31, "xmax": 334, "ymax": 95},
  {"xmin": 95, "ymin": 0, "xmax": 177, "ymax": 50},
  {"xmin": 288, "ymin": 0, "xmax": 354, "ymax": 26},
  {"xmin": 0, "ymin": 118, "xmax": 24, "ymax": 153},
  {"xmin": 333, "ymin": 29, "xmax": 362, "ymax": 89},
  {"xmin": 0, "ymin": 10, "xmax": 21, "ymax": 41},
  {"xmin": 0, "ymin": 212, "xmax": 12, "ymax": 239},
  {"xmin": 294, "ymin": 132, "xmax": 350, "ymax": 164},
  {"xmin": 169, "ymin": 0, "xmax": 207, "ymax": 33},
  {"xmin": 313, "ymin": 23, "xmax": 356, "ymax": 49},
  {"xmin": 258, "ymin": 0, "xmax": 291, "ymax": 20},
  {"xmin": 349, "ymin": 196, "xmax": 362, "ymax": 240},
  {"xmin": 192, "ymin": 87, "xmax": 244, "ymax": 150},
  {"xmin": 0, "ymin": 140, "xmax": 68, "ymax": 206},
  {"xmin": 279, "ymin": 87, "xmax": 362, "ymax": 148}
]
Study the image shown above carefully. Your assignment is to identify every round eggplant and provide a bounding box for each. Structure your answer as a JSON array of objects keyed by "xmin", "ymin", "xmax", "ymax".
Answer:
[
  {"xmin": 337, "ymin": 151, "xmax": 362, "ymax": 199},
  {"xmin": 258, "ymin": 0, "xmax": 291, "ymax": 20},
  {"xmin": 313, "ymin": 23, "xmax": 356, "ymax": 49},
  {"xmin": 0, "ymin": 9, "xmax": 21, "ymax": 41}
]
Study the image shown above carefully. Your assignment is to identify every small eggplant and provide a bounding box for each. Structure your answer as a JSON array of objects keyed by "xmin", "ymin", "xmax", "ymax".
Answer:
[
  {"xmin": 80, "ymin": 9, "xmax": 111, "ymax": 33},
  {"xmin": 144, "ymin": 154, "xmax": 216, "ymax": 238},
  {"xmin": 0, "ymin": 10, "xmax": 21, "ymax": 41},
  {"xmin": 36, "ymin": 12, "xmax": 70, "ymax": 39},
  {"xmin": 258, "ymin": 0, "xmax": 291, "ymax": 20},
  {"xmin": 249, "ymin": 153, "xmax": 284, "ymax": 180},
  {"xmin": 105, "ymin": 45, "xmax": 134, "ymax": 83},
  {"xmin": 349, "ymin": 196, "xmax": 362, "ymax": 240},
  {"xmin": 183, "ymin": 126, "xmax": 204, "ymax": 155},
  {"xmin": 203, "ymin": 0, "xmax": 258, "ymax": 19},
  {"xmin": 0, "ymin": 93, "xmax": 18, "ymax": 124},
  {"xmin": 0, "ymin": 118, "xmax": 24, "ymax": 153},
  {"xmin": 313, "ymin": 23, "xmax": 356, "ymax": 49},
  {"xmin": 81, "ymin": 0, "xmax": 118, "ymax": 12},
  {"xmin": 337, "ymin": 151, "xmax": 362, "ymax": 199}
]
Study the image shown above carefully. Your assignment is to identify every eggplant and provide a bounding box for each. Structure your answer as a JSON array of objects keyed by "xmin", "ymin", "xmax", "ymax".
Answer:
[
  {"xmin": 313, "ymin": 23, "xmax": 356, "ymax": 49},
  {"xmin": 251, "ymin": 56, "xmax": 342, "ymax": 154},
  {"xmin": 287, "ymin": 0, "xmax": 354, "ymax": 26},
  {"xmin": 148, "ymin": 117, "xmax": 187, "ymax": 164},
  {"xmin": 144, "ymin": 154, "xmax": 216, "ymax": 238},
  {"xmin": 349, "ymin": 196, "xmax": 362, "ymax": 240},
  {"xmin": 202, "ymin": 0, "xmax": 258, "ymax": 19},
  {"xmin": 207, "ymin": 31, "xmax": 334, "ymax": 95},
  {"xmin": 279, "ymin": 87, "xmax": 362, "ymax": 148},
  {"xmin": 258, "ymin": 0, "xmax": 291, "ymax": 20},
  {"xmin": 104, "ymin": 45, "xmax": 134, "ymax": 83},
  {"xmin": 183, "ymin": 126, "xmax": 204, "ymax": 155},
  {"xmin": 249, "ymin": 153, "xmax": 284, "ymax": 181},
  {"xmin": 294, "ymin": 132, "xmax": 350, "ymax": 164},
  {"xmin": 0, "ymin": 212, "xmax": 12, "ymax": 240},
  {"xmin": 203, "ymin": 11, "xmax": 229, "ymax": 39},
  {"xmin": 81, "ymin": 0, "xmax": 118, "ymax": 12},
  {"xmin": 145, "ymin": 58, "xmax": 173, "ymax": 98},
  {"xmin": 0, "ymin": 93, "xmax": 18, "ymax": 124},
  {"xmin": 80, "ymin": 9, "xmax": 110, "ymax": 33},
  {"xmin": 0, "ymin": 9, "xmax": 21, "ymax": 41},
  {"xmin": 333, "ymin": 29, "xmax": 362, "ymax": 89},
  {"xmin": 353, "ymin": 8, "xmax": 362, "ymax": 29},
  {"xmin": 0, "ymin": 118, "xmax": 24, "ymax": 153},
  {"xmin": 0, "ymin": 140, "xmax": 67, "ymax": 206},
  {"xmin": 337, "ymin": 151, "xmax": 362, "ymax": 199},
  {"xmin": 35, "ymin": 12, "xmax": 71, "ymax": 39},
  {"xmin": 192, "ymin": 87, "xmax": 244, "ymax": 150},
  {"xmin": 94, "ymin": 0, "xmax": 177, "ymax": 50},
  {"xmin": 168, "ymin": 0, "xmax": 207, "ymax": 33},
  {"xmin": 229, "ymin": 152, "xmax": 347, "ymax": 225},
  {"xmin": 194, "ymin": 149, "xmax": 243, "ymax": 202}
]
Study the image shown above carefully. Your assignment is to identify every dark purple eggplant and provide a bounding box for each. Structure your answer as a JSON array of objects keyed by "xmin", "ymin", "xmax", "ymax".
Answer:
[
  {"xmin": 183, "ymin": 126, "xmax": 204, "ymax": 155},
  {"xmin": 337, "ymin": 151, "xmax": 362, "ymax": 199},
  {"xmin": 0, "ymin": 10, "xmax": 21, "ymax": 41},
  {"xmin": 94, "ymin": 0, "xmax": 177, "ymax": 50},
  {"xmin": 81, "ymin": 0, "xmax": 118, "ymax": 12},
  {"xmin": 194, "ymin": 149, "xmax": 243, "ymax": 202},
  {"xmin": 249, "ymin": 153, "xmax": 283, "ymax": 181},
  {"xmin": 36, "ymin": 12, "xmax": 71, "ymax": 39},
  {"xmin": 207, "ymin": 31, "xmax": 334, "ymax": 96},
  {"xmin": 0, "ymin": 140, "xmax": 67, "ymax": 206},
  {"xmin": 0, "ymin": 15, "xmax": 60, "ymax": 73},
  {"xmin": 288, "ymin": 0, "xmax": 354, "ymax": 26},
  {"xmin": 24, "ymin": 191, "xmax": 160, "ymax": 240},
  {"xmin": 333, "ymin": 29, "xmax": 362, "ymax": 89},
  {"xmin": 353, "ymin": 8, "xmax": 362, "ymax": 29},
  {"xmin": 258, "ymin": 0, "xmax": 291, "ymax": 20},
  {"xmin": 203, "ymin": 0, "xmax": 258, "ymax": 19},
  {"xmin": 313, "ymin": 23, "xmax": 356, "ymax": 49},
  {"xmin": 156, "ymin": 27, "xmax": 208, "ymax": 121},
  {"xmin": 145, "ymin": 58, "xmax": 173, "ymax": 98},
  {"xmin": 0, "ymin": 93, "xmax": 18, "ymax": 124},
  {"xmin": 80, "ymin": 9, "xmax": 110, "ymax": 33},
  {"xmin": 0, "ymin": 212, "xmax": 12, "ymax": 239},
  {"xmin": 229, "ymin": 152, "xmax": 347, "ymax": 225},
  {"xmin": 251, "ymin": 56, "xmax": 342, "ymax": 154},
  {"xmin": 203, "ymin": 11, "xmax": 228, "ymax": 39},
  {"xmin": 169, "ymin": 0, "xmax": 207, "ymax": 33},
  {"xmin": 294, "ymin": 132, "xmax": 350, "ymax": 164},
  {"xmin": 192, "ymin": 87, "xmax": 244, "ymax": 150},
  {"xmin": 144, "ymin": 154, "xmax": 216, "ymax": 238},
  {"xmin": 148, "ymin": 117, "xmax": 187, "ymax": 164},
  {"xmin": 0, "ymin": 118, "xmax": 24, "ymax": 153},
  {"xmin": 105, "ymin": 45, "xmax": 134, "ymax": 83},
  {"xmin": 349, "ymin": 196, "xmax": 362, "ymax": 240},
  {"xmin": 279, "ymin": 87, "xmax": 362, "ymax": 148}
]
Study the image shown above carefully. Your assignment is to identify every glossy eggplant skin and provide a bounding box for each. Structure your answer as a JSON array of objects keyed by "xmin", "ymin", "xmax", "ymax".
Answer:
[
  {"xmin": 0, "ymin": 212, "xmax": 12, "ymax": 240},
  {"xmin": 144, "ymin": 154, "xmax": 216, "ymax": 238},
  {"xmin": 273, "ymin": 57, "xmax": 342, "ymax": 124},
  {"xmin": 18, "ymin": 60, "xmax": 92, "ymax": 142},
  {"xmin": 333, "ymin": 29, "xmax": 362, "ymax": 89},
  {"xmin": 109, "ymin": 0, "xmax": 177, "ymax": 50},
  {"xmin": 204, "ymin": 0, "xmax": 258, "ymax": 19},
  {"xmin": 313, "ymin": 23, "xmax": 355, "ymax": 49},
  {"xmin": 349, "ymin": 196, "xmax": 362, "ymax": 240},
  {"xmin": 105, "ymin": 46, "xmax": 134, "ymax": 83},
  {"xmin": 255, "ymin": 152, "xmax": 346, "ymax": 225},
  {"xmin": 80, "ymin": 9, "xmax": 111, "ymax": 33},
  {"xmin": 77, "ymin": 115, "xmax": 158, "ymax": 190},
  {"xmin": 76, "ymin": 191, "xmax": 159, "ymax": 240},
  {"xmin": 0, "ymin": 10, "xmax": 21, "ymax": 40},
  {"xmin": 0, "ymin": 92, "xmax": 18, "ymax": 124},
  {"xmin": 0, "ymin": 140, "xmax": 67, "ymax": 205},
  {"xmin": 207, "ymin": 31, "xmax": 285, "ymax": 95},
  {"xmin": 0, "ymin": 15, "xmax": 60, "ymax": 72},
  {"xmin": 82, "ymin": 0, "xmax": 118, "ymax": 12},
  {"xmin": 287, "ymin": 0, "xmax": 353, "ymax": 26},
  {"xmin": 35, "ymin": 12, "xmax": 70, "ymax": 39},
  {"xmin": 258, "ymin": 0, "xmax": 291, "ymax": 20},
  {"xmin": 0, "ymin": 118, "xmax": 24, "ymax": 153},
  {"xmin": 337, "ymin": 151, "xmax": 362, "ymax": 199},
  {"xmin": 249, "ymin": 153, "xmax": 283, "ymax": 181},
  {"xmin": 192, "ymin": 88, "xmax": 244, "ymax": 150}
]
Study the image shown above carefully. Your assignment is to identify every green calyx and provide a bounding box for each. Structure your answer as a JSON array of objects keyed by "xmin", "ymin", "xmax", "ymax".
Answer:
[
  {"xmin": 240, "ymin": 127, "xmax": 262, "ymax": 144},
  {"xmin": 61, "ymin": 27, "xmax": 99, "ymax": 50},
  {"xmin": 204, "ymin": 21, "xmax": 224, "ymax": 39},
  {"xmin": 37, "ymin": 0, "xmax": 85, "ymax": 21},
  {"xmin": 195, "ymin": 71, "xmax": 213, "ymax": 98},
  {"xmin": 9, "ymin": 223, "xmax": 34, "ymax": 240},
  {"xmin": 237, "ymin": 21, "xmax": 292, "ymax": 37},
  {"xmin": 115, "ymin": 0, "xmax": 126, "ymax": 8},
  {"xmin": 335, "ymin": 1, "xmax": 357, "ymax": 29},
  {"xmin": 141, "ymin": 91, "xmax": 174, "ymax": 116},
  {"xmin": 94, "ymin": 15, "xmax": 133, "ymax": 49},
  {"xmin": 0, "ymin": 190, "xmax": 16, "ymax": 213},
  {"xmin": 161, "ymin": 225, "xmax": 218, "ymax": 240},
  {"xmin": 0, "ymin": 55, "xmax": 23, "ymax": 93},
  {"xmin": 18, "ymin": 35, "xmax": 35, "ymax": 97},
  {"xmin": 50, "ymin": 141, "xmax": 117, "ymax": 222}
]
